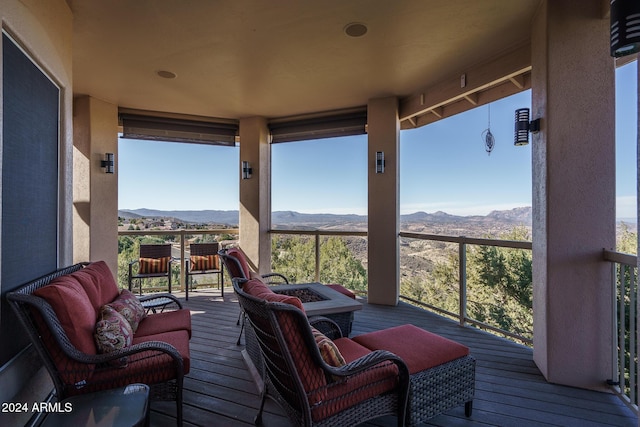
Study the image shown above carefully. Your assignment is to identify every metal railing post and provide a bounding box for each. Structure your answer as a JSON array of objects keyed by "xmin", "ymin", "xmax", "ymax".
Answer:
[
  {"xmin": 315, "ymin": 233, "xmax": 320, "ymax": 282},
  {"xmin": 459, "ymin": 241, "xmax": 467, "ymax": 327},
  {"xmin": 180, "ymin": 231, "xmax": 186, "ymax": 291}
]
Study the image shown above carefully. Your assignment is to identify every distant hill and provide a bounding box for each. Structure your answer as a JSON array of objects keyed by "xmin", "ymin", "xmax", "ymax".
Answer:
[{"xmin": 118, "ymin": 206, "xmax": 534, "ymax": 228}]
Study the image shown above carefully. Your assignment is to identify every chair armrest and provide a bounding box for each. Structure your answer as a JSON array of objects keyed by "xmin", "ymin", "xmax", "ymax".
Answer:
[
  {"xmin": 77, "ymin": 340, "xmax": 184, "ymax": 367},
  {"xmin": 129, "ymin": 259, "xmax": 140, "ymax": 267},
  {"xmin": 262, "ymin": 272, "xmax": 289, "ymax": 284},
  {"xmin": 325, "ymin": 349, "xmax": 410, "ymax": 390},
  {"xmin": 309, "ymin": 316, "xmax": 343, "ymax": 339}
]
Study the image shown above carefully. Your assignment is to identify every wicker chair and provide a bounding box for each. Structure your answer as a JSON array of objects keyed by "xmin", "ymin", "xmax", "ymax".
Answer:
[
  {"xmin": 128, "ymin": 244, "xmax": 175, "ymax": 295},
  {"xmin": 185, "ymin": 242, "xmax": 223, "ymax": 300},
  {"xmin": 218, "ymin": 247, "xmax": 289, "ymax": 285},
  {"xmin": 218, "ymin": 247, "xmax": 289, "ymax": 344},
  {"xmin": 233, "ymin": 278, "xmax": 410, "ymax": 427},
  {"xmin": 6, "ymin": 263, "xmax": 187, "ymax": 426}
]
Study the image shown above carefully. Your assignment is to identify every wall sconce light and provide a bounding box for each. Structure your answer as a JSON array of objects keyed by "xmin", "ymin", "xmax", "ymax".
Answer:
[
  {"xmin": 375, "ymin": 151, "xmax": 385, "ymax": 174},
  {"xmin": 610, "ymin": 0, "xmax": 640, "ymax": 57},
  {"xmin": 242, "ymin": 161, "xmax": 253, "ymax": 179},
  {"xmin": 514, "ymin": 108, "xmax": 540, "ymax": 146},
  {"xmin": 100, "ymin": 153, "xmax": 115, "ymax": 174}
]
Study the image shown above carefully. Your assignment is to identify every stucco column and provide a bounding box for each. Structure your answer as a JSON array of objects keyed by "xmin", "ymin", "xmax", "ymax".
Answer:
[
  {"xmin": 531, "ymin": 0, "xmax": 615, "ymax": 391},
  {"xmin": 73, "ymin": 96, "xmax": 119, "ymax": 274},
  {"xmin": 367, "ymin": 97, "xmax": 400, "ymax": 305},
  {"xmin": 239, "ymin": 117, "xmax": 271, "ymax": 274}
]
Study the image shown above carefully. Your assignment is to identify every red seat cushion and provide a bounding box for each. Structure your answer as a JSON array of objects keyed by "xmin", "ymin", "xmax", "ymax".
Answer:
[
  {"xmin": 353, "ymin": 324, "xmax": 469, "ymax": 374},
  {"xmin": 311, "ymin": 337, "xmax": 398, "ymax": 422},
  {"xmin": 333, "ymin": 337, "xmax": 372, "ymax": 362},
  {"xmin": 136, "ymin": 309, "xmax": 192, "ymax": 339},
  {"xmin": 132, "ymin": 329, "xmax": 191, "ymax": 374}
]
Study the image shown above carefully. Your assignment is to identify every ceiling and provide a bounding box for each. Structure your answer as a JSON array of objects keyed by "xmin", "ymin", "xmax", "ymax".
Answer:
[{"xmin": 68, "ymin": 0, "xmax": 541, "ymax": 126}]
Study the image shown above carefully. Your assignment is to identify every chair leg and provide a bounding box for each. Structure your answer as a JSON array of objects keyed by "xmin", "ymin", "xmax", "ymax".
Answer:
[
  {"xmin": 236, "ymin": 314, "xmax": 245, "ymax": 345},
  {"xmin": 465, "ymin": 400, "xmax": 473, "ymax": 417},
  {"xmin": 254, "ymin": 388, "xmax": 267, "ymax": 425}
]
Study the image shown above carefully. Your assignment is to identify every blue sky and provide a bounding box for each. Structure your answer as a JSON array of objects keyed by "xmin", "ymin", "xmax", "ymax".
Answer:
[{"xmin": 119, "ymin": 61, "xmax": 637, "ymax": 219}]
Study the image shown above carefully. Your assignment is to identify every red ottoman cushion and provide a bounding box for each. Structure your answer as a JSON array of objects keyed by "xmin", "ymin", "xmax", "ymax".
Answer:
[{"xmin": 353, "ymin": 324, "xmax": 469, "ymax": 374}]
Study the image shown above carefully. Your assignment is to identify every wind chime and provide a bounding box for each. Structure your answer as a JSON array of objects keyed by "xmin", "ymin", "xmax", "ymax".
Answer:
[{"xmin": 481, "ymin": 104, "xmax": 495, "ymax": 155}]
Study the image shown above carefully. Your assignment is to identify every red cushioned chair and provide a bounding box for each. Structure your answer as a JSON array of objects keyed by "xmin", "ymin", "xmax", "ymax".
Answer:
[{"xmin": 233, "ymin": 277, "xmax": 410, "ymax": 426}]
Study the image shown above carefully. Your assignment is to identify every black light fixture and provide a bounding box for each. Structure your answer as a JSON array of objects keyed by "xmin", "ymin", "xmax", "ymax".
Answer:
[
  {"xmin": 514, "ymin": 108, "xmax": 540, "ymax": 146},
  {"xmin": 375, "ymin": 151, "xmax": 385, "ymax": 174},
  {"xmin": 242, "ymin": 161, "xmax": 252, "ymax": 179},
  {"xmin": 100, "ymin": 153, "xmax": 115, "ymax": 174},
  {"xmin": 610, "ymin": 0, "xmax": 640, "ymax": 58}
]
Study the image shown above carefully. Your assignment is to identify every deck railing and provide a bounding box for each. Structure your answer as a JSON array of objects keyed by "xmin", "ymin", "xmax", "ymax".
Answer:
[
  {"xmin": 399, "ymin": 232, "xmax": 533, "ymax": 345},
  {"xmin": 269, "ymin": 229, "xmax": 369, "ymax": 293},
  {"xmin": 270, "ymin": 228, "xmax": 533, "ymax": 344},
  {"xmin": 604, "ymin": 248, "xmax": 639, "ymax": 413}
]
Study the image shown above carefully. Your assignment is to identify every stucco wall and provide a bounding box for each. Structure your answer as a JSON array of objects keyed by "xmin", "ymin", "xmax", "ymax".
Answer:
[{"xmin": 0, "ymin": 0, "xmax": 74, "ymax": 423}]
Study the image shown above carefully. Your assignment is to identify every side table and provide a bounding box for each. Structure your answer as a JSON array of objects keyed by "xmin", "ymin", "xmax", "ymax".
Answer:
[{"xmin": 40, "ymin": 383, "xmax": 150, "ymax": 427}]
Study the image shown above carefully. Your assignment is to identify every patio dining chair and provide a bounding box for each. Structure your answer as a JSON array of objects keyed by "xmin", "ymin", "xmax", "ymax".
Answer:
[
  {"xmin": 185, "ymin": 242, "xmax": 223, "ymax": 300},
  {"xmin": 128, "ymin": 243, "xmax": 175, "ymax": 295}
]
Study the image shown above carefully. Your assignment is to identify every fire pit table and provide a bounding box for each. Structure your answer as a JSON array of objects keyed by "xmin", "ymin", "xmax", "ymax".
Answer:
[{"xmin": 271, "ymin": 282, "xmax": 362, "ymax": 336}]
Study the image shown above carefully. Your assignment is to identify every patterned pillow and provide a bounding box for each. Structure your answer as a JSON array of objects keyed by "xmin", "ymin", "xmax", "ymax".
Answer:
[
  {"xmin": 311, "ymin": 326, "xmax": 346, "ymax": 367},
  {"xmin": 94, "ymin": 305, "xmax": 133, "ymax": 366},
  {"xmin": 107, "ymin": 289, "xmax": 146, "ymax": 332},
  {"xmin": 191, "ymin": 254, "xmax": 218, "ymax": 271},
  {"xmin": 138, "ymin": 257, "xmax": 170, "ymax": 274}
]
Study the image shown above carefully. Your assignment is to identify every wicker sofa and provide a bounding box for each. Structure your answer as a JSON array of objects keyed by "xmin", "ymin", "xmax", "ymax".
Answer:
[{"xmin": 6, "ymin": 261, "xmax": 191, "ymax": 426}]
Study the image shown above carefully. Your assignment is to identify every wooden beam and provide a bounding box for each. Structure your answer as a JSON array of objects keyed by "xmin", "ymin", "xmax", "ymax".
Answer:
[
  {"xmin": 464, "ymin": 93, "xmax": 479, "ymax": 105},
  {"xmin": 430, "ymin": 107, "xmax": 444, "ymax": 118},
  {"xmin": 399, "ymin": 43, "xmax": 532, "ymax": 122},
  {"xmin": 509, "ymin": 75, "xmax": 525, "ymax": 89},
  {"xmin": 400, "ymin": 76, "xmax": 531, "ymax": 130}
]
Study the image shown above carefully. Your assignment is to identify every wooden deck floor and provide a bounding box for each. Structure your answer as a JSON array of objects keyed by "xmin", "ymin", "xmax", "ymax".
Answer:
[{"xmin": 148, "ymin": 288, "xmax": 638, "ymax": 427}]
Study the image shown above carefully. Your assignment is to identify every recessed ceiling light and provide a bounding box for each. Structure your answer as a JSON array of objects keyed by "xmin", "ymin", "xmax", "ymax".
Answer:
[
  {"xmin": 344, "ymin": 22, "xmax": 368, "ymax": 38},
  {"xmin": 157, "ymin": 70, "xmax": 177, "ymax": 79}
]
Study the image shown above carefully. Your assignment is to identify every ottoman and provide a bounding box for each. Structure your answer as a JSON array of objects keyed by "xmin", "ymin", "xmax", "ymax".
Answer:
[{"xmin": 353, "ymin": 324, "xmax": 475, "ymax": 426}]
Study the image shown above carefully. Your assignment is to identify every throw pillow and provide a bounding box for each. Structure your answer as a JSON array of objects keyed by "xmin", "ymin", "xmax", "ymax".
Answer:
[
  {"xmin": 94, "ymin": 305, "xmax": 133, "ymax": 365},
  {"xmin": 107, "ymin": 289, "xmax": 146, "ymax": 332},
  {"xmin": 191, "ymin": 254, "xmax": 218, "ymax": 271},
  {"xmin": 138, "ymin": 257, "xmax": 170, "ymax": 274},
  {"xmin": 311, "ymin": 326, "xmax": 346, "ymax": 367}
]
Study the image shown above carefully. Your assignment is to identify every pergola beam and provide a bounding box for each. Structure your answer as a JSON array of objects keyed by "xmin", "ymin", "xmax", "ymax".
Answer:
[{"xmin": 399, "ymin": 44, "xmax": 532, "ymax": 127}]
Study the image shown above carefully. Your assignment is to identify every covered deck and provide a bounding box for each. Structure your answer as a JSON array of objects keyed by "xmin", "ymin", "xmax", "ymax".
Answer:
[{"xmin": 149, "ymin": 288, "xmax": 637, "ymax": 426}]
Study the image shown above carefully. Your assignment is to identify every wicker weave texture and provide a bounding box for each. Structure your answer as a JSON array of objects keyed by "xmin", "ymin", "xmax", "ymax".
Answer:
[{"xmin": 407, "ymin": 354, "xmax": 475, "ymax": 426}]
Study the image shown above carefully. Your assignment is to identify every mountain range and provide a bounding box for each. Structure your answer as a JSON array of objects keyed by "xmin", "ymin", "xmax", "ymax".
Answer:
[{"xmin": 118, "ymin": 206, "xmax": 533, "ymax": 228}]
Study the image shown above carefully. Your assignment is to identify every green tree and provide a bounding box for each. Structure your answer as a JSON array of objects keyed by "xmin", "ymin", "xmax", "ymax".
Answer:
[
  {"xmin": 271, "ymin": 235, "xmax": 367, "ymax": 294},
  {"xmin": 400, "ymin": 226, "xmax": 533, "ymax": 342}
]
